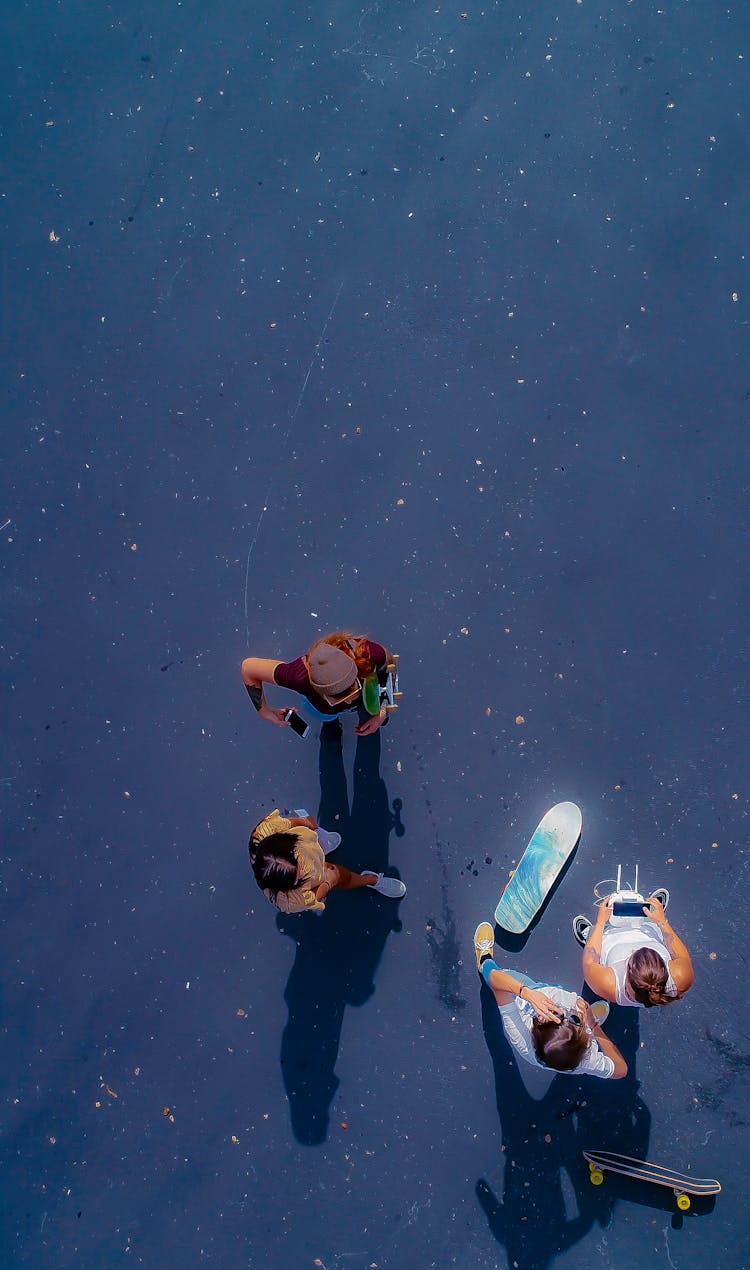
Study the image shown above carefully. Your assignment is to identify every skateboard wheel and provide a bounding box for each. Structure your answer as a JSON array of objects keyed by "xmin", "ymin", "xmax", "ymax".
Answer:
[
  {"xmin": 676, "ymin": 1193, "xmax": 691, "ymax": 1211},
  {"xmin": 589, "ymin": 1168, "xmax": 604, "ymax": 1187},
  {"xmin": 393, "ymin": 690, "xmax": 404, "ymax": 699},
  {"xmin": 386, "ymin": 663, "xmax": 396, "ymax": 672},
  {"xmin": 386, "ymin": 702, "xmax": 398, "ymax": 712}
]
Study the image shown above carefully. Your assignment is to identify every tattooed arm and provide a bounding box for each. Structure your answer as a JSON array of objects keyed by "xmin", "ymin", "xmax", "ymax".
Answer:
[
  {"xmin": 645, "ymin": 897, "xmax": 695, "ymax": 993},
  {"xmin": 581, "ymin": 898, "xmax": 618, "ymax": 1001},
  {"xmin": 240, "ymin": 657, "xmax": 290, "ymax": 726}
]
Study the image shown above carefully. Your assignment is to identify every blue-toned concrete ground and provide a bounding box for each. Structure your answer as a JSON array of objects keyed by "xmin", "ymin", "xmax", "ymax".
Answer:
[{"xmin": 1, "ymin": 1, "xmax": 748, "ymax": 1266}]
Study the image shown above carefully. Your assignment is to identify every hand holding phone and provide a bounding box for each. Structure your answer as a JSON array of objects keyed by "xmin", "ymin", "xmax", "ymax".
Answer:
[{"xmin": 284, "ymin": 708, "xmax": 310, "ymax": 739}]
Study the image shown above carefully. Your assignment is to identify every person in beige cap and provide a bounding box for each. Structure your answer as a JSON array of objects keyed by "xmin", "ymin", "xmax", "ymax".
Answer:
[
  {"xmin": 249, "ymin": 808, "xmax": 406, "ymax": 912},
  {"xmin": 241, "ymin": 631, "xmax": 391, "ymax": 735}
]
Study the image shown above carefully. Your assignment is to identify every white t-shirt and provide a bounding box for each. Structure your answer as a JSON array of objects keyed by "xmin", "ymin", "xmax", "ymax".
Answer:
[
  {"xmin": 500, "ymin": 985, "xmax": 615, "ymax": 1079},
  {"xmin": 600, "ymin": 919, "xmax": 677, "ymax": 1008}
]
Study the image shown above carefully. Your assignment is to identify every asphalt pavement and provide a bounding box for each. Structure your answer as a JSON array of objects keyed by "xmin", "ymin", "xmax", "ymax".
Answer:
[{"xmin": 1, "ymin": 1, "xmax": 749, "ymax": 1267}]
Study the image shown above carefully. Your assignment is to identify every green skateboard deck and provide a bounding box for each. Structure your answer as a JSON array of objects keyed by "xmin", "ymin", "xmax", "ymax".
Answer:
[{"xmin": 362, "ymin": 655, "xmax": 402, "ymax": 715}]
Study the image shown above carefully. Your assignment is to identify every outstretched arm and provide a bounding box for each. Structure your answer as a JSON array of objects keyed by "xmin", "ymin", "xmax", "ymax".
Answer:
[
  {"xmin": 645, "ymin": 897, "xmax": 695, "ymax": 993},
  {"xmin": 240, "ymin": 657, "xmax": 289, "ymax": 726},
  {"xmin": 578, "ymin": 1001, "xmax": 627, "ymax": 1078},
  {"xmin": 593, "ymin": 1024, "xmax": 628, "ymax": 1078},
  {"xmin": 581, "ymin": 899, "xmax": 617, "ymax": 1001},
  {"xmin": 484, "ymin": 967, "xmax": 564, "ymax": 1022}
]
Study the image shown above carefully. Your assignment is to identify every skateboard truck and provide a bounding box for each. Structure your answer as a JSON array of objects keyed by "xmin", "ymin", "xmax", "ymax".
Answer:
[
  {"xmin": 362, "ymin": 654, "xmax": 402, "ymax": 716},
  {"xmin": 587, "ymin": 1160, "xmax": 692, "ymax": 1210},
  {"xmin": 584, "ymin": 1149, "xmax": 721, "ymax": 1212}
]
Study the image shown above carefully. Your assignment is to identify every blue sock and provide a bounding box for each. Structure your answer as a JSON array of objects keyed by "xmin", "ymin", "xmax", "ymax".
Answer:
[{"xmin": 481, "ymin": 957, "xmax": 499, "ymax": 985}]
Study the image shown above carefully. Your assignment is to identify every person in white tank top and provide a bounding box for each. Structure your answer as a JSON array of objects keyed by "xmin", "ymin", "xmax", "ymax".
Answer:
[{"xmin": 578, "ymin": 896, "xmax": 694, "ymax": 1008}]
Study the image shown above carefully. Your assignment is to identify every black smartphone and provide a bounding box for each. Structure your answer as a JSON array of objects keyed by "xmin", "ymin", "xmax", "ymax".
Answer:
[
  {"xmin": 612, "ymin": 899, "xmax": 648, "ymax": 917},
  {"xmin": 284, "ymin": 708, "xmax": 310, "ymax": 739}
]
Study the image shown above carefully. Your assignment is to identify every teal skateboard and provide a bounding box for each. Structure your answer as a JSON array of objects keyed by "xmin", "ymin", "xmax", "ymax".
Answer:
[
  {"xmin": 495, "ymin": 802, "xmax": 582, "ymax": 934},
  {"xmin": 362, "ymin": 654, "xmax": 402, "ymax": 716}
]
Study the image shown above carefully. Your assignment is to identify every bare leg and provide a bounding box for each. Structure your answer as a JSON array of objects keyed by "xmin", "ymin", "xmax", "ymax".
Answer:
[{"xmin": 326, "ymin": 863, "xmax": 377, "ymax": 891}]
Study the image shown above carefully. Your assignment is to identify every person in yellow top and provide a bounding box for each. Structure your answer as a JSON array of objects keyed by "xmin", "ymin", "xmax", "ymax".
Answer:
[{"xmin": 249, "ymin": 809, "xmax": 406, "ymax": 914}]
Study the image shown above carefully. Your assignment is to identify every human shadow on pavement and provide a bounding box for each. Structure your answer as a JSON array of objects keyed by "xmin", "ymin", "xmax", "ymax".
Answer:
[
  {"xmin": 476, "ymin": 985, "xmax": 650, "ymax": 1270},
  {"xmin": 277, "ymin": 727, "xmax": 403, "ymax": 1145}
]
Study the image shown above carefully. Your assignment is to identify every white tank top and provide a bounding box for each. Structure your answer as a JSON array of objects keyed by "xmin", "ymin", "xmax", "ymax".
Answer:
[{"xmin": 600, "ymin": 919, "xmax": 677, "ymax": 1008}]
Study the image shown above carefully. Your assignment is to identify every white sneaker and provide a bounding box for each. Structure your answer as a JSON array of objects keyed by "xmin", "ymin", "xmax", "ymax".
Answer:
[
  {"xmin": 572, "ymin": 915, "xmax": 592, "ymax": 947},
  {"xmin": 367, "ymin": 872, "xmax": 406, "ymax": 899},
  {"xmin": 316, "ymin": 828, "xmax": 342, "ymax": 855}
]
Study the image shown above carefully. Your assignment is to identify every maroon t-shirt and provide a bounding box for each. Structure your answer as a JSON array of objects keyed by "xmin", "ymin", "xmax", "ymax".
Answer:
[{"xmin": 273, "ymin": 640, "xmax": 387, "ymax": 715}]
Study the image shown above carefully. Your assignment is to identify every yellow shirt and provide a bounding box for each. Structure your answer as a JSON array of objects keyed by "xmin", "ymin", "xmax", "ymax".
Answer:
[{"xmin": 250, "ymin": 809, "xmax": 327, "ymax": 913}]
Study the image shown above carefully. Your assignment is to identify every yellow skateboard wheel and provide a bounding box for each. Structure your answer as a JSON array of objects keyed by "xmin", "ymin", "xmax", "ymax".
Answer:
[
  {"xmin": 589, "ymin": 1168, "xmax": 604, "ymax": 1186},
  {"xmin": 676, "ymin": 1193, "xmax": 691, "ymax": 1211}
]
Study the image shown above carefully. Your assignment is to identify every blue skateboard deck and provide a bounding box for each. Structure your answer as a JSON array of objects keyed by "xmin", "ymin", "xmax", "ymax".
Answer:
[{"xmin": 495, "ymin": 802, "xmax": 582, "ymax": 934}]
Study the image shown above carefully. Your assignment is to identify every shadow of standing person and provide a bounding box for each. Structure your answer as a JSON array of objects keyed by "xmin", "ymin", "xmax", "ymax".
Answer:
[
  {"xmin": 277, "ymin": 726, "xmax": 403, "ymax": 1144},
  {"xmin": 476, "ymin": 984, "xmax": 650, "ymax": 1270}
]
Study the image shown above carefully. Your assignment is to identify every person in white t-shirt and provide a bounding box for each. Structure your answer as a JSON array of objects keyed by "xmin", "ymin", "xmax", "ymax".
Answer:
[
  {"xmin": 574, "ymin": 894, "xmax": 694, "ymax": 1008},
  {"xmin": 473, "ymin": 923, "xmax": 627, "ymax": 1080}
]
